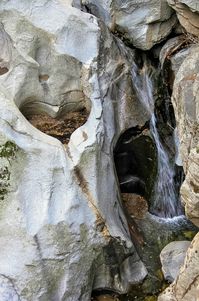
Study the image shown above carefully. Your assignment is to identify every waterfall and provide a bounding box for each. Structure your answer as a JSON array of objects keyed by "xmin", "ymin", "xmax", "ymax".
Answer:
[{"xmin": 131, "ymin": 63, "xmax": 183, "ymax": 218}]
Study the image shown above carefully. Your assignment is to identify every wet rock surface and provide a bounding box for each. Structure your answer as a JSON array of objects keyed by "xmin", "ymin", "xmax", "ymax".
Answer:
[
  {"xmin": 0, "ymin": 1, "xmax": 150, "ymax": 299},
  {"xmin": 92, "ymin": 294, "xmax": 120, "ymax": 301}
]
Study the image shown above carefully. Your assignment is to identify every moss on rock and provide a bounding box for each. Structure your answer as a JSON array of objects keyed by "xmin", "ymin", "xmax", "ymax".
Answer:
[
  {"xmin": 0, "ymin": 141, "xmax": 18, "ymax": 200},
  {"xmin": 0, "ymin": 141, "xmax": 18, "ymax": 159}
]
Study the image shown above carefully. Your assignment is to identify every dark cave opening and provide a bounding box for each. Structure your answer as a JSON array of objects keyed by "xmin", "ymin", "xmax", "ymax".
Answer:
[{"xmin": 114, "ymin": 123, "xmax": 157, "ymax": 211}]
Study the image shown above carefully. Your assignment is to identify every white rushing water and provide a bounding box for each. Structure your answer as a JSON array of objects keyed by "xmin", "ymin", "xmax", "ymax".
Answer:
[{"xmin": 131, "ymin": 63, "xmax": 183, "ymax": 218}]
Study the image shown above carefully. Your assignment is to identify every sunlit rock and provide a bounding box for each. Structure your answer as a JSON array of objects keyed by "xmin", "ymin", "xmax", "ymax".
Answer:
[
  {"xmin": 158, "ymin": 43, "xmax": 199, "ymax": 301},
  {"xmin": 159, "ymin": 233, "xmax": 199, "ymax": 301},
  {"xmin": 167, "ymin": 0, "xmax": 199, "ymax": 36},
  {"xmin": 82, "ymin": 0, "xmax": 177, "ymax": 50},
  {"xmin": 0, "ymin": 0, "xmax": 150, "ymax": 300},
  {"xmin": 171, "ymin": 46, "xmax": 199, "ymax": 227}
]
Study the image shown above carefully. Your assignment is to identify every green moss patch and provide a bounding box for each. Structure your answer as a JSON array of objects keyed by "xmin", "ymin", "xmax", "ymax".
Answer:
[
  {"xmin": 0, "ymin": 141, "xmax": 18, "ymax": 159},
  {"xmin": 0, "ymin": 141, "xmax": 18, "ymax": 200}
]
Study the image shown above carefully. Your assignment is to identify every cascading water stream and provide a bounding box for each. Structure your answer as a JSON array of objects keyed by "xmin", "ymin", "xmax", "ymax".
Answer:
[{"xmin": 131, "ymin": 63, "xmax": 183, "ymax": 218}]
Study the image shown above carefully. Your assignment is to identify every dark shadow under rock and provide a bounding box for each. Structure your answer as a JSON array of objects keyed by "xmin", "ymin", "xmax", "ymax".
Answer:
[{"xmin": 114, "ymin": 127, "xmax": 157, "ymax": 201}]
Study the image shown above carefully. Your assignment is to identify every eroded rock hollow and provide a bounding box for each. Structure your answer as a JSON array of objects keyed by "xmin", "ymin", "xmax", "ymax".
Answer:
[{"xmin": 0, "ymin": 1, "xmax": 198, "ymax": 301}]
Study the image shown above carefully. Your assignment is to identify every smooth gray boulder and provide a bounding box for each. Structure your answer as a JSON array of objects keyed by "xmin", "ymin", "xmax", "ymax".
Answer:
[
  {"xmin": 160, "ymin": 241, "xmax": 191, "ymax": 282},
  {"xmin": 160, "ymin": 36, "xmax": 192, "ymax": 71},
  {"xmin": 159, "ymin": 234, "xmax": 199, "ymax": 301}
]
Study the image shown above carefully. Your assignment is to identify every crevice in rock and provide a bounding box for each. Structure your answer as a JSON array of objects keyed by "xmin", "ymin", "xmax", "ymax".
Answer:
[
  {"xmin": 153, "ymin": 63, "xmax": 186, "ymax": 216},
  {"xmin": 113, "ymin": 124, "xmax": 157, "ymax": 247}
]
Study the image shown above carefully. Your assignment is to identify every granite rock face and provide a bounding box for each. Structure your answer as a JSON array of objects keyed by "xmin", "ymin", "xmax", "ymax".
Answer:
[
  {"xmin": 179, "ymin": 0, "xmax": 199, "ymax": 12},
  {"xmin": 81, "ymin": 0, "xmax": 177, "ymax": 50},
  {"xmin": 160, "ymin": 42, "xmax": 199, "ymax": 227},
  {"xmin": 167, "ymin": 0, "xmax": 199, "ymax": 36},
  {"xmin": 0, "ymin": 0, "xmax": 150, "ymax": 300},
  {"xmin": 171, "ymin": 46, "xmax": 199, "ymax": 227},
  {"xmin": 158, "ymin": 44, "xmax": 199, "ymax": 301}
]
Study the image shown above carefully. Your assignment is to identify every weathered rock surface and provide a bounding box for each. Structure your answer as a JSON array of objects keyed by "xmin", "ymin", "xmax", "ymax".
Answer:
[
  {"xmin": 0, "ymin": 0, "xmax": 152, "ymax": 300},
  {"xmin": 0, "ymin": 1, "xmax": 198, "ymax": 300},
  {"xmin": 0, "ymin": 275, "xmax": 20, "ymax": 301},
  {"xmin": 167, "ymin": 0, "xmax": 199, "ymax": 36},
  {"xmin": 159, "ymin": 35, "xmax": 194, "ymax": 91},
  {"xmin": 160, "ymin": 241, "xmax": 190, "ymax": 282},
  {"xmin": 179, "ymin": 0, "xmax": 199, "ymax": 12},
  {"xmin": 161, "ymin": 42, "xmax": 199, "ymax": 226},
  {"xmin": 158, "ymin": 43, "xmax": 199, "ymax": 301},
  {"xmin": 160, "ymin": 36, "xmax": 191, "ymax": 70},
  {"xmin": 171, "ymin": 46, "xmax": 199, "ymax": 227},
  {"xmin": 158, "ymin": 233, "xmax": 199, "ymax": 301},
  {"xmin": 93, "ymin": 295, "xmax": 119, "ymax": 301},
  {"xmin": 81, "ymin": 0, "xmax": 177, "ymax": 50}
]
